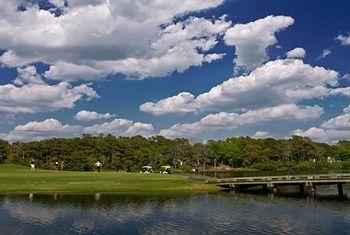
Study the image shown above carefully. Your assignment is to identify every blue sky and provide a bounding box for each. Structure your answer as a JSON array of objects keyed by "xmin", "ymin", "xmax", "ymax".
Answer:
[{"xmin": 0, "ymin": 0, "xmax": 349, "ymax": 142}]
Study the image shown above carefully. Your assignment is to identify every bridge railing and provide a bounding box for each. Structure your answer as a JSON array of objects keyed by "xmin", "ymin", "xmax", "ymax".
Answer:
[{"xmin": 206, "ymin": 173, "xmax": 350, "ymax": 184}]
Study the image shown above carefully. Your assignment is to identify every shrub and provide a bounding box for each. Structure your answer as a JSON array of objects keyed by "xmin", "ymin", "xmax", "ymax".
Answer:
[
  {"xmin": 341, "ymin": 160, "xmax": 350, "ymax": 169},
  {"xmin": 251, "ymin": 162, "xmax": 278, "ymax": 171},
  {"xmin": 295, "ymin": 161, "xmax": 315, "ymax": 171}
]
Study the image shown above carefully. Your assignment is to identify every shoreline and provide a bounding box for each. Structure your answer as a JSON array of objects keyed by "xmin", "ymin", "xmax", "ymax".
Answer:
[
  {"xmin": 0, "ymin": 189, "xmax": 219, "ymax": 195},
  {"xmin": 0, "ymin": 164, "xmax": 219, "ymax": 195}
]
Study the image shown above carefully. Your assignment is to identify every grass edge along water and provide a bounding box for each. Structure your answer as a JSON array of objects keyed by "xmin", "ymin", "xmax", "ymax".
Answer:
[{"xmin": 0, "ymin": 164, "xmax": 218, "ymax": 194}]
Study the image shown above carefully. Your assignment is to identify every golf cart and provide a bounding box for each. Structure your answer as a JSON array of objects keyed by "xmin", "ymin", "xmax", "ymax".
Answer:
[
  {"xmin": 160, "ymin": 166, "xmax": 172, "ymax": 174},
  {"xmin": 140, "ymin": 166, "xmax": 153, "ymax": 173}
]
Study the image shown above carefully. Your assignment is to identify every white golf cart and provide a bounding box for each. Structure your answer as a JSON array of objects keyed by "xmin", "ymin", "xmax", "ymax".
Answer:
[
  {"xmin": 140, "ymin": 166, "xmax": 153, "ymax": 173},
  {"xmin": 160, "ymin": 166, "xmax": 172, "ymax": 174}
]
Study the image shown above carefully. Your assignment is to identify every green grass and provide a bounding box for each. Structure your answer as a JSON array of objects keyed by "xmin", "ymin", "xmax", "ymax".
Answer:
[{"xmin": 0, "ymin": 164, "xmax": 218, "ymax": 194}]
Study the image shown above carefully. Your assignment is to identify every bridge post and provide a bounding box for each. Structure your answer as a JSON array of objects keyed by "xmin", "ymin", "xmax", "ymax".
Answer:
[
  {"xmin": 267, "ymin": 182, "xmax": 277, "ymax": 193},
  {"xmin": 337, "ymin": 183, "xmax": 344, "ymax": 197},
  {"xmin": 305, "ymin": 182, "xmax": 315, "ymax": 196},
  {"xmin": 299, "ymin": 183, "xmax": 305, "ymax": 194}
]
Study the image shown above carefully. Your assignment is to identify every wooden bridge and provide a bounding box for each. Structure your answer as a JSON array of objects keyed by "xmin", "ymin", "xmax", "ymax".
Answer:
[{"xmin": 206, "ymin": 174, "xmax": 350, "ymax": 197}]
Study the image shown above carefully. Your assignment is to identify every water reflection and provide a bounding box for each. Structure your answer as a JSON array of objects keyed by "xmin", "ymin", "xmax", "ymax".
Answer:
[
  {"xmin": 231, "ymin": 184, "xmax": 350, "ymax": 200},
  {"xmin": 94, "ymin": 193, "xmax": 101, "ymax": 201},
  {"xmin": 0, "ymin": 192, "xmax": 349, "ymax": 234}
]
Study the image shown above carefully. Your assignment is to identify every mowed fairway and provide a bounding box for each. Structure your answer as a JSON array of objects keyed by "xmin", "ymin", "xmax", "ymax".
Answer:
[{"xmin": 0, "ymin": 164, "xmax": 217, "ymax": 194}]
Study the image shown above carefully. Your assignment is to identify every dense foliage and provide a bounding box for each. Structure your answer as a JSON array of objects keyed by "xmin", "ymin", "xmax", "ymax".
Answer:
[{"xmin": 0, "ymin": 135, "xmax": 349, "ymax": 171}]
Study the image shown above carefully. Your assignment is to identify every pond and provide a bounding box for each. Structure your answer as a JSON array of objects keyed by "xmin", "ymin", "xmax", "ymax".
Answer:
[{"xmin": 1, "ymin": 190, "xmax": 349, "ymax": 234}]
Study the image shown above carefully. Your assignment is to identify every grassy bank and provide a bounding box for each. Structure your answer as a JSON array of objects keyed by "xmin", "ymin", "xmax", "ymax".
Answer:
[{"xmin": 0, "ymin": 164, "xmax": 218, "ymax": 194}]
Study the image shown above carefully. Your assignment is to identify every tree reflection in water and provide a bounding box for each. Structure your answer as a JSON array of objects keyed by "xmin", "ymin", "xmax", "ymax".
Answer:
[{"xmin": 0, "ymin": 192, "xmax": 349, "ymax": 234}]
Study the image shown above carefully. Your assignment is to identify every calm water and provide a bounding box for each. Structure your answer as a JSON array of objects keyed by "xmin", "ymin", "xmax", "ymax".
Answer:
[{"xmin": 0, "ymin": 190, "xmax": 350, "ymax": 235}]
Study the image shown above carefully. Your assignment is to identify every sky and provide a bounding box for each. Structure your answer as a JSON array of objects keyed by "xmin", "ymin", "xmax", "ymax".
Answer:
[{"xmin": 0, "ymin": 0, "xmax": 349, "ymax": 143}]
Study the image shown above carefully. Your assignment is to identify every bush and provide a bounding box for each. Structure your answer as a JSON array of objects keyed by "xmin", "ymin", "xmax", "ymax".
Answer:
[
  {"xmin": 4, "ymin": 153, "xmax": 20, "ymax": 164},
  {"xmin": 293, "ymin": 160, "xmax": 344, "ymax": 171},
  {"xmin": 251, "ymin": 162, "xmax": 278, "ymax": 171},
  {"xmin": 294, "ymin": 161, "xmax": 316, "ymax": 171},
  {"xmin": 341, "ymin": 160, "xmax": 350, "ymax": 169}
]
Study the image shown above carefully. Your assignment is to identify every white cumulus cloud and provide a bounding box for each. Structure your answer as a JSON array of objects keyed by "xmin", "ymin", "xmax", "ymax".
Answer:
[
  {"xmin": 343, "ymin": 105, "xmax": 350, "ymax": 114},
  {"xmin": 141, "ymin": 59, "xmax": 338, "ymax": 115},
  {"xmin": 253, "ymin": 131, "xmax": 270, "ymax": 139},
  {"xmin": 0, "ymin": 0, "xmax": 228, "ymax": 80},
  {"xmin": 0, "ymin": 63, "xmax": 99, "ymax": 114},
  {"xmin": 293, "ymin": 107, "xmax": 350, "ymax": 143},
  {"xmin": 160, "ymin": 104, "xmax": 323, "ymax": 139},
  {"xmin": 224, "ymin": 15, "xmax": 294, "ymax": 70},
  {"xmin": 320, "ymin": 112, "xmax": 350, "ymax": 130},
  {"xmin": 0, "ymin": 50, "xmax": 41, "ymax": 67},
  {"xmin": 82, "ymin": 119, "xmax": 153, "ymax": 137},
  {"xmin": 75, "ymin": 110, "xmax": 115, "ymax": 121},
  {"xmin": 48, "ymin": 0, "xmax": 66, "ymax": 8},
  {"xmin": 13, "ymin": 66, "xmax": 46, "ymax": 85},
  {"xmin": 2, "ymin": 117, "xmax": 154, "ymax": 142},
  {"xmin": 3, "ymin": 118, "xmax": 82, "ymax": 142},
  {"xmin": 317, "ymin": 49, "xmax": 332, "ymax": 59},
  {"xmin": 336, "ymin": 34, "xmax": 350, "ymax": 45},
  {"xmin": 0, "ymin": 82, "xmax": 98, "ymax": 113},
  {"xmin": 330, "ymin": 87, "xmax": 350, "ymax": 97},
  {"xmin": 125, "ymin": 122, "xmax": 154, "ymax": 136},
  {"xmin": 140, "ymin": 92, "xmax": 196, "ymax": 115},
  {"xmin": 286, "ymin": 47, "xmax": 306, "ymax": 58}
]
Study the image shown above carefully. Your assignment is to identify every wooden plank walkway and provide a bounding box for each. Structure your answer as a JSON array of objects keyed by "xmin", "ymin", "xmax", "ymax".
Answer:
[{"xmin": 206, "ymin": 174, "xmax": 350, "ymax": 196}]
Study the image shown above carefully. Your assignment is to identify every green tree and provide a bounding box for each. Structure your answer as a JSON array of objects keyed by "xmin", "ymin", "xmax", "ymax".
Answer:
[{"xmin": 0, "ymin": 139, "xmax": 10, "ymax": 163}]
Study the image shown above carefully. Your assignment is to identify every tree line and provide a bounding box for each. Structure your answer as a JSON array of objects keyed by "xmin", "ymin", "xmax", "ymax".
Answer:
[{"xmin": 0, "ymin": 135, "xmax": 349, "ymax": 171}]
